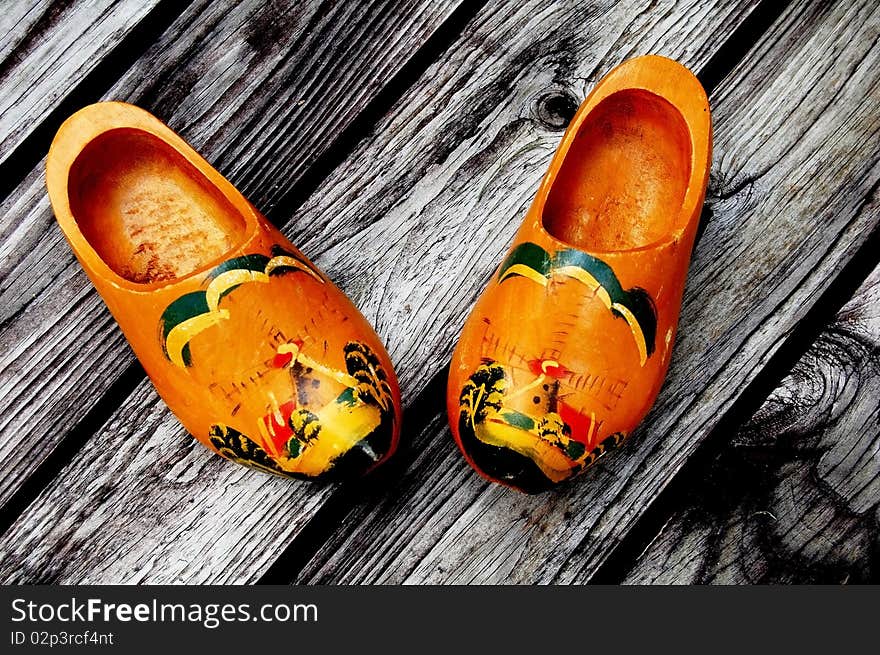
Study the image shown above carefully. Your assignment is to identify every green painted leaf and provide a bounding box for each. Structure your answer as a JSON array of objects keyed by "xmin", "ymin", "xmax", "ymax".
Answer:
[
  {"xmin": 553, "ymin": 249, "xmax": 657, "ymax": 357},
  {"xmin": 497, "ymin": 242, "xmax": 551, "ymax": 280},
  {"xmin": 565, "ymin": 440, "xmax": 586, "ymax": 460},
  {"xmin": 159, "ymin": 291, "xmax": 209, "ymax": 340},
  {"xmin": 552, "ymin": 249, "xmax": 623, "ymax": 299},
  {"xmin": 207, "ymin": 254, "xmax": 270, "ymax": 279},
  {"xmin": 617, "ymin": 287, "xmax": 657, "ymax": 356},
  {"xmin": 268, "ymin": 244, "xmax": 322, "ymax": 278},
  {"xmin": 335, "ymin": 387, "xmax": 358, "ymax": 406},
  {"xmin": 498, "ymin": 409, "xmax": 536, "ymax": 431}
]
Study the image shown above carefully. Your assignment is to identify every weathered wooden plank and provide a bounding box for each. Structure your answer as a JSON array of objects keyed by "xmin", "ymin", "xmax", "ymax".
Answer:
[
  {"xmin": 0, "ymin": 0, "xmax": 170, "ymax": 167},
  {"xmin": 0, "ymin": 0, "xmax": 465, "ymax": 507},
  {"xmin": 0, "ymin": 0, "xmax": 760, "ymax": 583},
  {"xmin": 622, "ymin": 258, "xmax": 880, "ymax": 584},
  {"xmin": 289, "ymin": 0, "xmax": 880, "ymax": 583}
]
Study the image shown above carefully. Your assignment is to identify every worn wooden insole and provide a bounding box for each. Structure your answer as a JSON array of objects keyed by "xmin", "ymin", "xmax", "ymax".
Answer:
[
  {"xmin": 68, "ymin": 128, "xmax": 245, "ymax": 284},
  {"xmin": 543, "ymin": 89, "xmax": 692, "ymax": 251}
]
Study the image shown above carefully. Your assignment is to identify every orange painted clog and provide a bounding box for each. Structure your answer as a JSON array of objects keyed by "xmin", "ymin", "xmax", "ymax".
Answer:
[
  {"xmin": 447, "ymin": 56, "xmax": 711, "ymax": 493},
  {"xmin": 47, "ymin": 102, "xmax": 401, "ymax": 481}
]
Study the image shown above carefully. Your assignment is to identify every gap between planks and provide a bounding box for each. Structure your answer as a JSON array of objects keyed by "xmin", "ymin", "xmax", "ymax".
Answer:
[
  {"xmin": 0, "ymin": 0, "xmax": 194, "ymax": 201},
  {"xmin": 593, "ymin": 190, "xmax": 880, "ymax": 583},
  {"xmin": 621, "ymin": 246, "xmax": 880, "ymax": 583}
]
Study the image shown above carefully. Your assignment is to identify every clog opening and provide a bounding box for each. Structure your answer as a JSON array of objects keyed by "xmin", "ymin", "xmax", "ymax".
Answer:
[
  {"xmin": 543, "ymin": 89, "xmax": 692, "ymax": 251},
  {"xmin": 67, "ymin": 128, "xmax": 247, "ymax": 284}
]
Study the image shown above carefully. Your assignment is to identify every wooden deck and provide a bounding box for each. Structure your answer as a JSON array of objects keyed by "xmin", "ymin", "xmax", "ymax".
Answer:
[{"xmin": 0, "ymin": 0, "xmax": 877, "ymax": 584}]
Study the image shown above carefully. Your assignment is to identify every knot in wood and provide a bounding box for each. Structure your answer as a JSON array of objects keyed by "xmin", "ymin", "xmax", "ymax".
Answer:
[{"xmin": 533, "ymin": 89, "xmax": 579, "ymax": 131}]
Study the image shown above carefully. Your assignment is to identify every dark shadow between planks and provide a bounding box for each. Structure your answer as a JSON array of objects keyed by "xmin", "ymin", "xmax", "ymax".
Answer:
[
  {"xmin": 0, "ymin": 0, "xmax": 195, "ymax": 202},
  {"xmin": 0, "ymin": 361, "xmax": 145, "ymax": 539},
  {"xmin": 592, "ymin": 182, "xmax": 880, "ymax": 584},
  {"xmin": 258, "ymin": 369, "xmax": 450, "ymax": 583}
]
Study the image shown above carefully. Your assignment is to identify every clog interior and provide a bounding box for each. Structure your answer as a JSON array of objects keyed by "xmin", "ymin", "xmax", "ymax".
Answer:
[
  {"xmin": 543, "ymin": 89, "xmax": 692, "ymax": 251},
  {"xmin": 68, "ymin": 128, "xmax": 246, "ymax": 284}
]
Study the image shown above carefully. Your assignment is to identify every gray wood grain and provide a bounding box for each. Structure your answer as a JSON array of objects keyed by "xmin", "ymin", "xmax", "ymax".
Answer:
[
  {"xmin": 0, "ymin": 0, "xmax": 463, "ymax": 507},
  {"xmin": 290, "ymin": 0, "xmax": 880, "ymax": 584},
  {"xmin": 622, "ymin": 258, "xmax": 880, "ymax": 584},
  {"xmin": 0, "ymin": 0, "xmax": 167, "ymax": 166},
  {"xmin": 0, "ymin": 0, "xmax": 760, "ymax": 583}
]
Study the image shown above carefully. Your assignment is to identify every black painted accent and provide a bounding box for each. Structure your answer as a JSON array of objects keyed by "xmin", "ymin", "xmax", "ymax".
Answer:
[
  {"xmin": 457, "ymin": 412, "xmax": 553, "ymax": 494},
  {"xmin": 258, "ymin": 368, "xmax": 450, "ymax": 584}
]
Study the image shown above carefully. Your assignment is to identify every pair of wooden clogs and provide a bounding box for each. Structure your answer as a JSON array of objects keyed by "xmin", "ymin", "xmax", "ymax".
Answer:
[{"xmin": 46, "ymin": 56, "xmax": 711, "ymax": 493}]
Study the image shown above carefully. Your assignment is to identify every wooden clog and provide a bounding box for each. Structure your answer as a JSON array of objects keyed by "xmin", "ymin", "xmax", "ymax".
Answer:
[
  {"xmin": 47, "ymin": 102, "xmax": 401, "ymax": 480},
  {"xmin": 447, "ymin": 55, "xmax": 712, "ymax": 493}
]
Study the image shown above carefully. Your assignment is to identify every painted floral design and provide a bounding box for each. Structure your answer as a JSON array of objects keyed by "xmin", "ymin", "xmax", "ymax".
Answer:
[
  {"xmin": 158, "ymin": 246, "xmax": 395, "ymax": 480},
  {"xmin": 209, "ymin": 338, "xmax": 395, "ymax": 480},
  {"xmin": 497, "ymin": 242, "xmax": 657, "ymax": 365},
  {"xmin": 458, "ymin": 360, "xmax": 625, "ymax": 493}
]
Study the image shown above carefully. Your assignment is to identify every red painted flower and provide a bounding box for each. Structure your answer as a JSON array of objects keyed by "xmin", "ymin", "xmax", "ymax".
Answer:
[
  {"xmin": 262, "ymin": 399, "xmax": 297, "ymax": 453},
  {"xmin": 528, "ymin": 358, "xmax": 570, "ymax": 379},
  {"xmin": 271, "ymin": 339, "xmax": 305, "ymax": 368},
  {"xmin": 558, "ymin": 401, "xmax": 599, "ymax": 449}
]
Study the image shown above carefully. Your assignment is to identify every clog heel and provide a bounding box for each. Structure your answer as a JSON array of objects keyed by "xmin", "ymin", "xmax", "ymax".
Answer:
[
  {"xmin": 447, "ymin": 55, "xmax": 711, "ymax": 493},
  {"xmin": 47, "ymin": 102, "xmax": 401, "ymax": 480}
]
